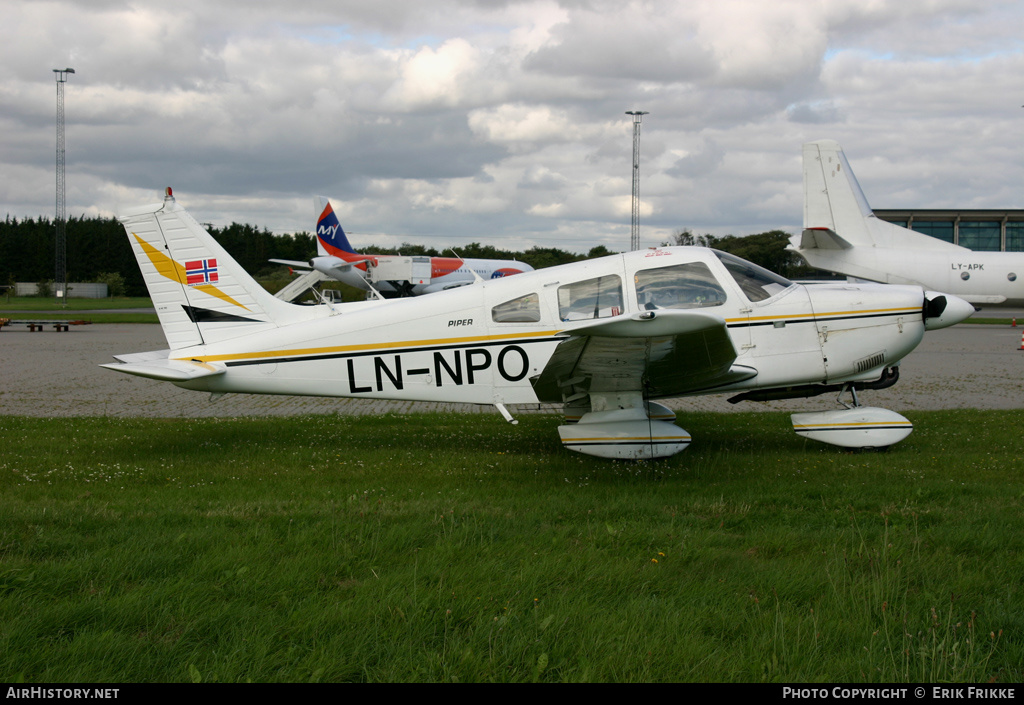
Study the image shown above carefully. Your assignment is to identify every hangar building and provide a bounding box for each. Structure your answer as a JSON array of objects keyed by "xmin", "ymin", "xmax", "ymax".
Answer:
[{"xmin": 873, "ymin": 209, "xmax": 1024, "ymax": 252}]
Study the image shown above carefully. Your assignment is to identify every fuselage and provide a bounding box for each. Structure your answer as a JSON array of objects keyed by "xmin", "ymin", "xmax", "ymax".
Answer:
[
  {"xmin": 170, "ymin": 247, "xmax": 934, "ymax": 405},
  {"xmin": 799, "ymin": 246, "xmax": 1024, "ymax": 306}
]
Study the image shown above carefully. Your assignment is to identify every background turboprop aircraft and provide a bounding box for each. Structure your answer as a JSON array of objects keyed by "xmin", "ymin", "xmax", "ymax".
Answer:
[
  {"xmin": 272, "ymin": 196, "xmax": 533, "ymax": 298},
  {"xmin": 104, "ymin": 189, "xmax": 972, "ymax": 460},
  {"xmin": 793, "ymin": 139, "xmax": 1024, "ymax": 306}
]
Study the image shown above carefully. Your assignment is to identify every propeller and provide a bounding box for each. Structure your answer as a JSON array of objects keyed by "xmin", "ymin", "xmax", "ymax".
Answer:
[
  {"xmin": 923, "ymin": 294, "xmax": 947, "ymax": 320},
  {"xmin": 922, "ymin": 291, "xmax": 975, "ymax": 330}
]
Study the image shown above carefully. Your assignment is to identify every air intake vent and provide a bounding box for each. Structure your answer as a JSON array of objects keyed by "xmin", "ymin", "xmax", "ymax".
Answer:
[{"xmin": 856, "ymin": 352, "xmax": 885, "ymax": 373}]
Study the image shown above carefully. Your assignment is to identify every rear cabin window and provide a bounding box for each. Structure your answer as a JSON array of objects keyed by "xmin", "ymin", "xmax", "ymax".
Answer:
[
  {"xmin": 634, "ymin": 262, "xmax": 726, "ymax": 310},
  {"xmin": 492, "ymin": 293, "xmax": 541, "ymax": 323},
  {"xmin": 714, "ymin": 250, "xmax": 792, "ymax": 302},
  {"xmin": 557, "ymin": 275, "xmax": 623, "ymax": 321}
]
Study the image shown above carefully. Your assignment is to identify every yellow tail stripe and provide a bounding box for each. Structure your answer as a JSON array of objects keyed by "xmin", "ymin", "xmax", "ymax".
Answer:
[{"xmin": 133, "ymin": 233, "xmax": 250, "ymax": 312}]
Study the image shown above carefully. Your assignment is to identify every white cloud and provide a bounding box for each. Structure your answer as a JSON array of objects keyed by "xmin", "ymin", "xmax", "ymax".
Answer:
[
  {"xmin": 468, "ymin": 104, "xmax": 572, "ymax": 144},
  {"xmin": 382, "ymin": 39, "xmax": 482, "ymax": 110},
  {"xmin": 0, "ymin": 0, "xmax": 1021, "ymax": 254}
]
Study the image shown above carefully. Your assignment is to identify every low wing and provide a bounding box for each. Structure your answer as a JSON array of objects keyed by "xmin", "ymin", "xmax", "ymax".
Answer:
[
  {"xmin": 101, "ymin": 350, "xmax": 226, "ymax": 382},
  {"xmin": 531, "ymin": 310, "xmax": 756, "ymax": 402}
]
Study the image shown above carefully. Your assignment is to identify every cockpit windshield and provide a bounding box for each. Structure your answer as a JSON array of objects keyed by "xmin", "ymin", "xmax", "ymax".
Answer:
[{"xmin": 713, "ymin": 250, "xmax": 793, "ymax": 302}]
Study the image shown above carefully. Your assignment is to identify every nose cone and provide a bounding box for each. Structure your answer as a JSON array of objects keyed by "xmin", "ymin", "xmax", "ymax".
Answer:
[{"xmin": 923, "ymin": 291, "xmax": 975, "ymax": 331}]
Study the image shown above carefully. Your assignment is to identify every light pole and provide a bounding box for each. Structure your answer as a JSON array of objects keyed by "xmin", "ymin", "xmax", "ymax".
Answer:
[
  {"xmin": 53, "ymin": 67, "xmax": 75, "ymax": 304},
  {"xmin": 625, "ymin": 110, "xmax": 648, "ymax": 251}
]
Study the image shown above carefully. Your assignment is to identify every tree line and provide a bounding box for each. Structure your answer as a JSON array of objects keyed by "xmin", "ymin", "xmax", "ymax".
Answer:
[
  {"xmin": 0, "ymin": 215, "xmax": 317, "ymax": 297},
  {"xmin": 1, "ymin": 214, "xmax": 813, "ymax": 297}
]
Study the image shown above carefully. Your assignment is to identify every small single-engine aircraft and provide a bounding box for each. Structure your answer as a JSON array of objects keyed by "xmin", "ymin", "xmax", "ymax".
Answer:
[
  {"xmin": 794, "ymin": 139, "xmax": 1024, "ymax": 306},
  {"xmin": 104, "ymin": 189, "xmax": 972, "ymax": 459},
  {"xmin": 271, "ymin": 197, "xmax": 533, "ymax": 297}
]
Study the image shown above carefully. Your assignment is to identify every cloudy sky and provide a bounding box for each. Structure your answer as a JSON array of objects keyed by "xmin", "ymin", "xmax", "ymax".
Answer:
[{"xmin": 2, "ymin": 0, "xmax": 1022, "ymax": 254}]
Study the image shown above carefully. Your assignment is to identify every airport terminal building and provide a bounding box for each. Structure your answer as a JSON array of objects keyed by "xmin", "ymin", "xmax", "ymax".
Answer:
[{"xmin": 874, "ymin": 209, "xmax": 1024, "ymax": 252}]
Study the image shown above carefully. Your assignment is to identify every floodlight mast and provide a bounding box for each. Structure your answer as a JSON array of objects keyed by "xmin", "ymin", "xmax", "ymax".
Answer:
[
  {"xmin": 53, "ymin": 68, "xmax": 75, "ymax": 304},
  {"xmin": 625, "ymin": 110, "xmax": 648, "ymax": 251}
]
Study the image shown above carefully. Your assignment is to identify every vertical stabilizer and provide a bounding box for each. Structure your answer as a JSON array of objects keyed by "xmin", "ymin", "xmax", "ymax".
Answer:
[
  {"xmin": 801, "ymin": 140, "xmax": 963, "ymax": 253},
  {"xmin": 120, "ymin": 189, "xmax": 315, "ymax": 350},
  {"xmin": 802, "ymin": 140, "xmax": 875, "ymax": 247},
  {"xmin": 315, "ymin": 196, "xmax": 358, "ymax": 258}
]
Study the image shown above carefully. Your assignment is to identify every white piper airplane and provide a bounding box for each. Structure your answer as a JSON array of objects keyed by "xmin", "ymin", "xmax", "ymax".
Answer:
[
  {"xmin": 794, "ymin": 139, "xmax": 1024, "ymax": 306},
  {"xmin": 103, "ymin": 188, "xmax": 973, "ymax": 459},
  {"xmin": 272, "ymin": 196, "xmax": 533, "ymax": 297}
]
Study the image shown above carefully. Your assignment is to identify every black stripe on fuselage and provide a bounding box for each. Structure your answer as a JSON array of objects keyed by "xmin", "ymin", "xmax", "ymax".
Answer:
[
  {"xmin": 796, "ymin": 424, "xmax": 911, "ymax": 432},
  {"xmin": 222, "ymin": 336, "xmax": 562, "ymax": 368},
  {"xmin": 726, "ymin": 310, "xmax": 920, "ymax": 329}
]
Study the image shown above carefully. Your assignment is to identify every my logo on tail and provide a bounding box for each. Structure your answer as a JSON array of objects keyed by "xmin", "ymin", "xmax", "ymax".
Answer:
[{"xmin": 316, "ymin": 200, "xmax": 357, "ymax": 257}]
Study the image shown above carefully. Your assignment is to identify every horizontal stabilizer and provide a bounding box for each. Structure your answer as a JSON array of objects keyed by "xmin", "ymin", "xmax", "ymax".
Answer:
[
  {"xmin": 799, "ymin": 227, "xmax": 852, "ymax": 251},
  {"xmin": 102, "ymin": 353, "xmax": 226, "ymax": 382},
  {"xmin": 269, "ymin": 258, "xmax": 313, "ymax": 270}
]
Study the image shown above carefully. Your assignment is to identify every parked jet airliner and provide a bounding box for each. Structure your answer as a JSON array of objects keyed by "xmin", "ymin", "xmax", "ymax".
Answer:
[
  {"xmin": 273, "ymin": 197, "xmax": 532, "ymax": 297},
  {"xmin": 104, "ymin": 189, "xmax": 972, "ymax": 459}
]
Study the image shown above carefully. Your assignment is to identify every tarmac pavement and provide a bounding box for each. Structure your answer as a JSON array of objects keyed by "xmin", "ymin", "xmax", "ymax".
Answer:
[{"xmin": 1, "ymin": 322, "xmax": 1022, "ymax": 418}]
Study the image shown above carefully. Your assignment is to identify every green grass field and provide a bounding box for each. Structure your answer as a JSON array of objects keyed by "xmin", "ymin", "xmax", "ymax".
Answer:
[
  {"xmin": 0, "ymin": 298, "xmax": 158, "ymax": 325},
  {"xmin": 1, "ymin": 410, "xmax": 1021, "ymax": 683},
  {"xmin": 0, "ymin": 297, "xmax": 153, "ymax": 311}
]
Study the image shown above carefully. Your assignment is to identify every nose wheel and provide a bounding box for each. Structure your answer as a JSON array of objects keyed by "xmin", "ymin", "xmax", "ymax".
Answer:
[{"xmin": 791, "ymin": 384, "xmax": 913, "ymax": 449}]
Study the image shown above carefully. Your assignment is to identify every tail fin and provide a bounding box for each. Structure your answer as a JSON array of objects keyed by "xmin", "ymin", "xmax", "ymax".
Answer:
[
  {"xmin": 120, "ymin": 188, "xmax": 312, "ymax": 350},
  {"xmin": 801, "ymin": 140, "xmax": 961, "ymax": 253},
  {"xmin": 315, "ymin": 196, "xmax": 358, "ymax": 258}
]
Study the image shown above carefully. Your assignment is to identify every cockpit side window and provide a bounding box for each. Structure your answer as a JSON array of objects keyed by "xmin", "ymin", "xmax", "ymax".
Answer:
[
  {"xmin": 492, "ymin": 293, "xmax": 541, "ymax": 323},
  {"xmin": 634, "ymin": 262, "xmax": 726, "ymax": 310},
  {"xmin": 714, "ymin": 250, "xmax": 793, "ymax": 302},
  {"xmin": 557, "ymin": 275, "xmax": 623, "ymax": 321}
]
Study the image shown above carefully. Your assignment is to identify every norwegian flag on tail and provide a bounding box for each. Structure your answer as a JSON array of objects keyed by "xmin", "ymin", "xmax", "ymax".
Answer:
[{"xmin": 185, "ymin": 259, "xmax": 218, "ymax": 285}]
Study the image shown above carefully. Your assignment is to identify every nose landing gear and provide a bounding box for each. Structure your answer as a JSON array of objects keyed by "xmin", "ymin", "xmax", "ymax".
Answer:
[{"xmin": 791, "ymin": 383, "xmax": 913, "ymax": 449}]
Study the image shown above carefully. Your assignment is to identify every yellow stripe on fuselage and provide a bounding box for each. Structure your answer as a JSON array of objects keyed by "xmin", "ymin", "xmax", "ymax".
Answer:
[
  {"xmin": 725, "ymin": 306, "xmax": 920, "ymax": 325},
  {"xmin": 176, "ymin": 329, "xmax": 563, "ymax": 364}
]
